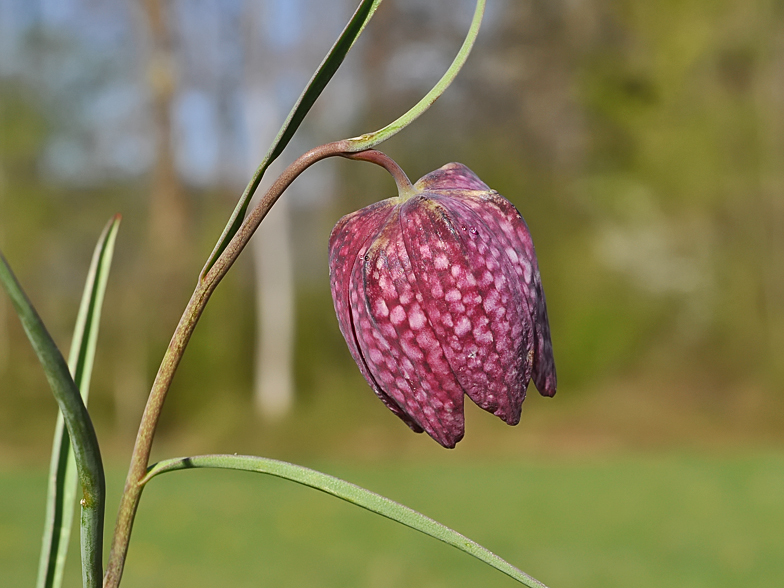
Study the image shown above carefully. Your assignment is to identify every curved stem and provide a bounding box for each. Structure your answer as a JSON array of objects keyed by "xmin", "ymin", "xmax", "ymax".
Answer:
[
  {"xmin": 104, "ymin": 3, "xmax": 487, "ymax": 584},
  {"xmin": 103, "ymin": 140, "xmax": 351, "ymax": 588},
  {"xmin": 346, "ymin": 0, "xmax": 485, "ymax": 152},
  {"xmin": 341, "ymin": 150, "xmax": 416, "ymax": 199},
  {"xmin": 200, "ymin": 0, "xmax": 383, "ymax": 279}
]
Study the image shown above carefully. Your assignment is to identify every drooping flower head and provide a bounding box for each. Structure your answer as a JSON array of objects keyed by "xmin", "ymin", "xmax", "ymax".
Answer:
[{"xmin": 329, "ymin": 160, "xmax": 556, "ymax": 448}]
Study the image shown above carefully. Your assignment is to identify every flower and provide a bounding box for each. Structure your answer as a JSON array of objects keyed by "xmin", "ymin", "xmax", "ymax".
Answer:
[{"xmin": 329, "ymin": 162, "xmax": 556, "ymax": 448}]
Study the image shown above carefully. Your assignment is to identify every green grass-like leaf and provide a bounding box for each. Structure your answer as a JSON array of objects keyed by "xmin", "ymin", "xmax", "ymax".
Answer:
[
  {"xmin": 142, "ymin": 454, "xmax": 549, "ymax": 588},
  {"xmin": 346, "ymin": 0, "xmax": 485, "ymax": 151},
  {"xmin": 0, "ymin": 222, "xmax": 113, "ymax": 588},
  {"xmin": 36, "ymin": 216, "xmax": 120, "ymax": 588},
  {"xmin": 201, "ymin": 0, "xmax": 383, "ymax": 278}
]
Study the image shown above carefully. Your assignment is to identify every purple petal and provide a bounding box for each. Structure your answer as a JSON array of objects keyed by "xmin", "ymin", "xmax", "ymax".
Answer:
[
  {"xmin": 353, "ymin": 211, "xmax": 465, "ymax": 447},
  {"xmin": 329, "ymin": 161, "xmax": 557, "ymax": 448},
  {"xmin": 414, "ymin": 162, "xmax": 490, "ymax": 193},
  {"xmin": 329, "ymin": 199, "xmax": 425, "ymax": 431},
  {"xmin": 452, "ymin": 189, "xmax": 557, "ymax": 396},
  {"xmin": 401, "ymin": 194, "xmax": 532, "ymax": 425}
]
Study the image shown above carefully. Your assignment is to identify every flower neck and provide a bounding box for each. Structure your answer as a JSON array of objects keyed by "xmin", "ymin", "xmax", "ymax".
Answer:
[{"xmin": 341, "ymin": 149, "xmax": 417, "ymax": 201}]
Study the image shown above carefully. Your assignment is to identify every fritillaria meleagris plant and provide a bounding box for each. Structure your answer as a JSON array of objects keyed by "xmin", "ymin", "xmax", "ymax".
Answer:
[
  {"xmin": 2, "ymin": 2, "xmax": 557, "ymax": 587},
  {"xmin": 330, "ymin": 155, "xmax": 556, "ymax": 448}
]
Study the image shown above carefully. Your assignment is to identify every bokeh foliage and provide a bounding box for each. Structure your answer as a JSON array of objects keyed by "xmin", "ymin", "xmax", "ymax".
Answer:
[{"xmin": 1, "ymin": 0, "xmax": 783, "ymax": 462}]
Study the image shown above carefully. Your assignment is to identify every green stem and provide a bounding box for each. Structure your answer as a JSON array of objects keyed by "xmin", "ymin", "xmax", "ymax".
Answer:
[
  {"xmin": 103, "ymin": 140, "xmax": 351, "ymax": 588},
  {"xmin": 200, "ymin": 0, "xmax": 383, "ymax": 279},
  {"xmin": 346, "ymin": 0, "xmax": 485, "ymax": 151},
  {"xmin": 202, "ymin": 0, "xmax": 483, "ymax": 277}
]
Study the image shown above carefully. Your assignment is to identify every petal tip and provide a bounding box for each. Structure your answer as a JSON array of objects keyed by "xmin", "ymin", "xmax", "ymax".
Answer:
[{"xmin": 414, "ymin": 162, "xmax": 490, "ymax": 193}]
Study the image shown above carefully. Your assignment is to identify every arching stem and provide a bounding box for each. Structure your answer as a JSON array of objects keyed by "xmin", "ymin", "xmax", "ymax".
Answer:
[
  {"xmin": 103, "ymin": 140, "xmax": 351, "ymax": 588},
  {"xmin": 342, "ymin": 150, "xmax": 416, "ymax": 199}
]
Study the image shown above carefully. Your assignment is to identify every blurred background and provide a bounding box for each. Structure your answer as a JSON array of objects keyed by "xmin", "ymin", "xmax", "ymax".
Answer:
[{"xmin": 1, "ymin": 0, "xmax": 783, "ymax": 586}]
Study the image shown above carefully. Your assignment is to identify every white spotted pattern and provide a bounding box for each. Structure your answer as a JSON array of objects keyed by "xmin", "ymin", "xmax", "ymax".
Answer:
[{"xmin": 328, "ymin": 162, "xmax": 556, "ymax": 448}]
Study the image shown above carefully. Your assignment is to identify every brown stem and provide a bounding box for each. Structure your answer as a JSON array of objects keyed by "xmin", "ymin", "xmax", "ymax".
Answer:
[
  {"xmin": 341, "ymin": 150, "xmax": 416, "ymax": 198},
  {"xmin": 103, "ymin": 139, "xmax": 350, "ymax": 588}
]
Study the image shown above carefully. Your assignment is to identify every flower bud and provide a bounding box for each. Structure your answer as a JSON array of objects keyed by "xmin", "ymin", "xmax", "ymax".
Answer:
[{"xmin": 329, "ymin": 162, "xmax": 556, "ymax": 448}]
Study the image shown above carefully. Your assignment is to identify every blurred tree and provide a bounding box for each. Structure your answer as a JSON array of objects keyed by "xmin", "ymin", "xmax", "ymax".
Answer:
[
  {"xmin": 141, "ymin": 0, "xmax": 189, "ymax": 264},
  {"xmin": 240, "ymin": 0, "xmax": 358, "ymax": 419},
  {"xmin": 0, "ymin": 138, "xmax": 6, "ymax": 379},
  {"xmin": 0, "ymin": 91, "xmax": 7, "ymax": 376},
  {"xmin": 108, "ymin": 0, "xmax": 194, "ymax": 436},
  {"xmin": 241, "ymin": 0, "xmax": 298, "ymax": 420}
]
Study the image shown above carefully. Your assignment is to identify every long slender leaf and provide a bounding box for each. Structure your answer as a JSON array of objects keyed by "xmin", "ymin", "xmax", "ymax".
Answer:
[
  {"xmin": 346, "ymin": 0, "xmax": 485, "ymax": 151},
  {"xmin": 142, "ymin": 454, "xmax": 549, "ymax": 588},
  {"xmin": 201, "ymin": 0, "xmax": 383, "ymax": 278},
  {"xmin": 0, "ymin": 244, "xmax": 107, "ymax": 588},
  {"xmin": 36, "ymin": 216, "xmax": 120, "ymax": 588}
]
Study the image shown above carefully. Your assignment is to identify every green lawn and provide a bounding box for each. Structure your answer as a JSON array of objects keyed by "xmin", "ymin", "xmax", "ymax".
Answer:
[{"xmin": 2, "ymin": 452, "xmax": 783, "ymax": 587}]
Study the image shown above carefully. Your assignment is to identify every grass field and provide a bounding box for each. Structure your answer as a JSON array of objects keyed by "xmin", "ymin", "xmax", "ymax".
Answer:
[{"xmin": 2, "ymin": 452, "xmax": 783, "ymax": 587}]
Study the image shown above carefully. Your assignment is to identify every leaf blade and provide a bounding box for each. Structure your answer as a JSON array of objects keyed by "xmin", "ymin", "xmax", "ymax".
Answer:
[
  {"xmin": 201, "ymin": 0, "xmax": 383, "ymax": 278},
  {"xmin": 36, "ymin": 215, "xmax": 120, "ymax": 588},
  {"xmin": 0, "ymin": 234, "xmax": 109, "ymax": 588},
  {"xmin": 143, "ymin": 454, "xmax": 549, "ymax": 588},
  {"xmin": 346, "ymin": 0, "xmax": 485, "ymax": 151}
]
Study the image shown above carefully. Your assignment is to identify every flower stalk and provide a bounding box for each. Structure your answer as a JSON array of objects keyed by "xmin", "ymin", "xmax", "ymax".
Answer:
[
  {"xmin": 105, "ymin": 0, "xmax": 490, "ymax": 583},
  {"xmin": 342, "ymin": 150, "xmax": 416, "ymax": 199},
  {"xmin": 104, "ymin": 140, "xmax": 352, "ymax": 588}
]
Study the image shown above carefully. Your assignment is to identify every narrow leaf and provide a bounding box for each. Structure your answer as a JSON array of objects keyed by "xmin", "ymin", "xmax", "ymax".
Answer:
[
  {"xmin": 142, "ymin": 454, "xmax": 549, "ymax": 588},
  {"xmin": 201, "ymin": 0, "xmax": 383, "ymax": 278},
  {"xmin": 346, "ymin": 0, "xmax": 485, "ymax": 151},
  {"xmin": 0, "ymin": 246, "xmax": 107, "ymax": 588},
  {"xmin": 36, "ymin": 216, "xmax": 120, "ymax": 588}
]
